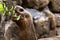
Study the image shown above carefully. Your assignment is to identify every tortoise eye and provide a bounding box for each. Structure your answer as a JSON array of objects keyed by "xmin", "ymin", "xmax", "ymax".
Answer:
[{"xmin": 19, "ymin": 8, "xmax": 24, "ymax": 12}]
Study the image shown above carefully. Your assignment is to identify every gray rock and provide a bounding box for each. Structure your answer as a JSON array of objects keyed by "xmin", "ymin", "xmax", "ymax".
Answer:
[
  {"xmin": 22, "ymin": 0, "xmax": 49, "ymax": 9},
  {"xmin": 38, "ymin": 35, "xmax": 60, "ymax": 40},
  {"xmin": 55, "ymin": 14, "xmax": 60, "ymax": 27},
  {"xmin": 26, "ymin": 8, "xmax": 57, "ymax": 39},
  {"xmin": 49, "ymin": 0, "xmax": 60, "ymax": 12}
]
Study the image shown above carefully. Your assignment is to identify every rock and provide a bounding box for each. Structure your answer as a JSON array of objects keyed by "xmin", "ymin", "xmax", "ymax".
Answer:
[
  {"xmin": 48, "ymin": 0, "xmax": 60, "ymax": 13},
  {"xmin": 26, "ymin": 8, "xmax": 50, "ymax": 38},
  {"xmin": 55, "ymin": 14, "xmax": 60, "ymax": 27},
  {"xmin": 14, "ymin": 0, "xmax": 22, "ymax": 5},
  {"xmin": 55, "ymin": 13, "xmax": 60, "ymax": 35},
  {"xmin": 26, "ymin": 7, "xmax": 57, "ymax": 39},
  {"xmin": 22, "ymin": 0, "xmax": 49, "ymax": 9},
  {"xmin": 4, "ymin": 20, "xmax": 20, "ymax": 40},
  {"xmin": 4, "ymin": 0, "xmax": 13, "ymax": 9},
  {"xmin": 56, "ymin": 27, "xmax": 60, "ymax": 35},
  {"xmin": 38, "ymin": 35, "xmax": 60, "ymax": 40},
  {"xmin": 0, "ymin": 13, "xmax": 6, "ymax": 40},
  {"xmin": 3, "ymin": 0, "xmax": 22, "ymax": 9}
]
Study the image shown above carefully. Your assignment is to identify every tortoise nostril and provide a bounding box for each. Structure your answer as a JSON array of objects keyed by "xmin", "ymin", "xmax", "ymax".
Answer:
[{"xmin": 19, "ymin": 9, "xmax": 24, "ymax": 12}]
